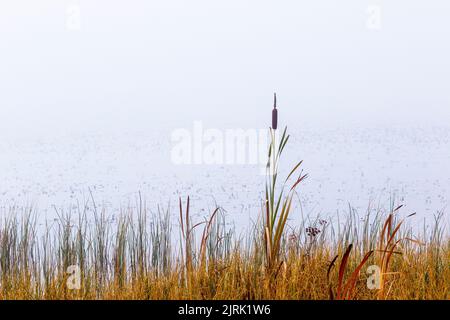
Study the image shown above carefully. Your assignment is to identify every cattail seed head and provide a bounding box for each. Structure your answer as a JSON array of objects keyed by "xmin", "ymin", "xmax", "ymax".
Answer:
[{"xmin": 272, "ymin": 92, "xmax": 278, "ymax": 130}]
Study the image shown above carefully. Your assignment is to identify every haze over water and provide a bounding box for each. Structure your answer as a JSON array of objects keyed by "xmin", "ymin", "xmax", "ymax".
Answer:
[{"xmin": 1, "ymin": 1, "xmax": 449, "ymax": 230}]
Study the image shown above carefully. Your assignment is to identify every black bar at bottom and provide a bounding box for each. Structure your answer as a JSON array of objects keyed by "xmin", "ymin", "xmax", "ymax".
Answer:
[{"xmin": 0, "ymin": 300, "xmax": 447, "ymax": 319}]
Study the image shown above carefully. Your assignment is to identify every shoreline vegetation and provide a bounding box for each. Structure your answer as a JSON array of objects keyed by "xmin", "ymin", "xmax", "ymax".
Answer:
[{"xmin": 0, "ymin": 127, "xmax": 448, "ymax": 300}]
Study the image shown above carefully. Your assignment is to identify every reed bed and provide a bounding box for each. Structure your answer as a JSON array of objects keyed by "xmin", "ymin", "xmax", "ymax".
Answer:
[
  {"xmin": 0, "ymin": 127, "xmax": 448, "ymax": 300},
  {"xmin": 0, "ymin": 203, "xmax": 448, "ymax": 300}
]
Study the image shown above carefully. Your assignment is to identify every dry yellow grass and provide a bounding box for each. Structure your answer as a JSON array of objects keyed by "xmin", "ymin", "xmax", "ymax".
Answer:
[{"xmin": 0, "ymin": 228, "xmax": 448, "ymax": 300}]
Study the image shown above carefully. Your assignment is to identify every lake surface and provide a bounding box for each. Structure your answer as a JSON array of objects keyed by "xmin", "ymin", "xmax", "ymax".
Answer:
[{"xmin": 1, "ymin": 124, "xmax": 449, "ymax": 233}]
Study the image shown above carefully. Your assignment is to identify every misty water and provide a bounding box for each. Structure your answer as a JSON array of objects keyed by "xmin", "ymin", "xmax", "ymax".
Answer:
[
  {"xmin": 2, "ymin": 1, "xmax": 450, "ymax": 234},
  {"xmin": 1, "ymin": 123, "xmax": 449, "ymax": 233}
]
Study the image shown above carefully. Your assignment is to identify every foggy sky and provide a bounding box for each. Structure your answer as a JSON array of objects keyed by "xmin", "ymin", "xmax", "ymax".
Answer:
[{"xmin": 1, "ymin": 1, "xmax": 450, "ymax": 137}]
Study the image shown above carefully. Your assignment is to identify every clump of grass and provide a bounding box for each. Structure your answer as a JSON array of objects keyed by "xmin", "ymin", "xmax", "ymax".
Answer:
[
  {"xmin": 0, "ymin": 199, "xmax": 448, "ymax": 300},
  {"xmin": 264, "ymin": 126, "xmax": 307, "ymax": 274},
  {"xmin": 327, "ymin": 244, "xmax": 373, "ymax": 300}
]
